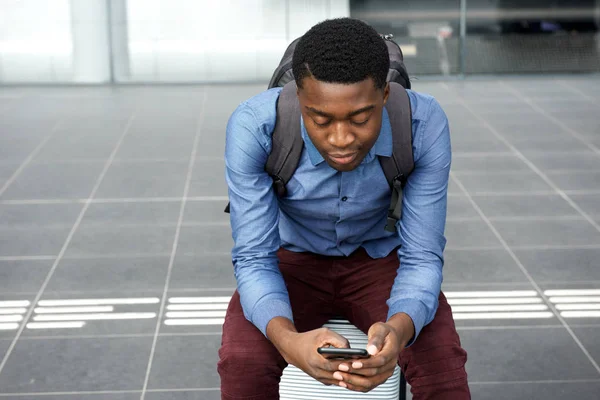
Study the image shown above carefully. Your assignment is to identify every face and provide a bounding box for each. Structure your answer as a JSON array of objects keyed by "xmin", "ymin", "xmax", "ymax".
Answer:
[{"xmin": 297, "ymin": 76, "xmax": 389, "ymax": 172}]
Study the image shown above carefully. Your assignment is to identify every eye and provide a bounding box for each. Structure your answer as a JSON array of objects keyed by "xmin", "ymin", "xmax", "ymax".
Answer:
[
  {"xmin": 313, "ymin": 119, "xmax": 331, "ymax": 127},
  {"xmin": 351, "ymin": 119, "xmax": 369, "ymax": 126}
]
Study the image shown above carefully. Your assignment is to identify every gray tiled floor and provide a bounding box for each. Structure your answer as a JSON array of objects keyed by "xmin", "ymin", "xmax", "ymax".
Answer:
[{"xmin": 0, "ymin": 77, "xmax": 599, "ymax": 399}]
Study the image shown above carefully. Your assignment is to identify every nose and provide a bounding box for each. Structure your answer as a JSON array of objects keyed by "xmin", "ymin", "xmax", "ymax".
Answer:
[{"xmin": 327, "ymin": 121, "xmax": 354, "ymax": 149}]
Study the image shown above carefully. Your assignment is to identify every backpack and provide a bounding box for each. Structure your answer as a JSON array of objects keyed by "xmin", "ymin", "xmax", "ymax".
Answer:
[{"xmin": 226, "ymin": 34, "xmax": 414, "ymax": 233}]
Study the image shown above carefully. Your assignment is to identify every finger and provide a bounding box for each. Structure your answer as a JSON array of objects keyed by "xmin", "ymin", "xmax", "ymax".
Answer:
[
  {"xmin": 332, "ymin": 371, "xmax": 377, "ymax": 392},
  {"xmin": 319, "ymin": 328, "xmax": 350, "ymax": 349},
  {"xmin": 366, "ymin": 322, "xmax": 388, "ymax": 355},
  {"xmin": 319, "ymin": 378, "xmax": 340, "ymax": 386},
  {"xmin": 352, "ymin": 352, "xmax": 395, "ymax": 371}
]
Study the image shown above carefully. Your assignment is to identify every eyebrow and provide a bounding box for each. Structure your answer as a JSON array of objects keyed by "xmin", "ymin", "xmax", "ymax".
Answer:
[{"xmin": 306, "ymin": 105, "xmax": 376, "ymax": 119}]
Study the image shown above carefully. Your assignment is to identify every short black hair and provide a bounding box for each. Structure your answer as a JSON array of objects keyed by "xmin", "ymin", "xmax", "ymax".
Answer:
[{"xmin": 292, "ymin": 18, "xmax": 389, "ymax": 90}]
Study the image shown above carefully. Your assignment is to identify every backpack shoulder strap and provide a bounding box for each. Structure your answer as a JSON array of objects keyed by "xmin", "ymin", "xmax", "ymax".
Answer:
[
  {"xmin": 265, "ymin": 81, "xmax": 303, "ymax": 197},
  {"xmin": 224, "ymin": 81, "xmax": 302, "ymax": 214},
  {"xmin": 379, "ymin": 82, "xmax": 414, "ymax": 232}
]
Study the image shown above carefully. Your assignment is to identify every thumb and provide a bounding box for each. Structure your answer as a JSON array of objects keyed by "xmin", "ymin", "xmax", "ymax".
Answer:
[
  {"xmin": 321, "ymin": 329, "xmax": 350, "ymax": 349},
  {"xmin": 367, "ymin": 323, "xmax": 387, "ymax": 355}
]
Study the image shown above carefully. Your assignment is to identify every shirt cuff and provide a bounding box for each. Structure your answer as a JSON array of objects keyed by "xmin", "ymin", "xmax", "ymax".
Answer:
[
  {"xmin": 252, "ymin": 298, "xmax": 294, "ymax": 337},
  {"xmin": 387, "ymin": 298, "xmax": 430, "ymax": 347}
]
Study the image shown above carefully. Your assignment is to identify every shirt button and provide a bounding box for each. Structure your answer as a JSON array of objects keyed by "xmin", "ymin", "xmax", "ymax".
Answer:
[{"xmin": 341, "ymin": 196, "xmax": 348, "ymax": 202}]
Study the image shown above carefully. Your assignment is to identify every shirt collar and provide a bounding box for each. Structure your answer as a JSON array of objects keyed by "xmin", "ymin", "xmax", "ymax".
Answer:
[{"xmin": 300, "ymin": 107, "xmax": 392, "ymax": 167}]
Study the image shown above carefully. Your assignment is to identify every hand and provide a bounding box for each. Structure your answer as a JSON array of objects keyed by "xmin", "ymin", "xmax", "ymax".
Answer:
[
  {"xmin": 266, "ymin": 317, "xmax": 353, "ymax": 387},
  {"xmin": 283, "ymin": 328, "xmax": 354, "ymax": 386},
  {"xmin": 332, "ymin": 313, "xmax": 415, "ymax": 392}
]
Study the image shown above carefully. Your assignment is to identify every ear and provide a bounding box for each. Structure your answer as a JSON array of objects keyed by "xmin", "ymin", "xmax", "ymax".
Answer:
[{"xmin": 382, "ymin": 82, "xmax": 390, "ymax": 106}]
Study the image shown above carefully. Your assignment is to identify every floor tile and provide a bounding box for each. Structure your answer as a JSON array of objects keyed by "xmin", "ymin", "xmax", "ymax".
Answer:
[
  {"xmin": 115, "ymin": 125, "xmax": 196, "ymax": 160},
  {"xmin": 0, "ymin": 203, "xmax": 81, "ymax": 228},
  {"xmin": 146, "ymin": 335, "xmax": 220, "ymax": 389},
  {"xmin": 459, "ymin": 327, "xmax": 599, "ymax": 382},
  {"xmin": 510, "ymin": 137, "xmax": 591, "ymax": 152},
  {"xmin": 0, "ymin": 338, "xmax": 11, "ymax": 360},
  {"xmin": 33, "ymin": 120, "xmax": 127, "ymax": 161},
  {"xmin": 65, "ymin": 224, "xmax": 176, "ymax": 257},
  {"xmin": 571, "ymin": 327, "xmax": 600, "ymax": 366},
  {"xmin": 82, "ymin": 202, "xmax": 181, "ymax": 225},
  {"xmin": 0, "ymin": 337, "xmax": 153, "ymax": 392},
  {"xmin": 1, "ymin": 162, "xmax": 105, "ymax": 200},
  {"xmin": 145, "ymin": 390, "xmax": 221, "ymax": 400},
  {"xmin": 473, "ymin": 194, "xmax": 577, "ymax": 218},
  {"xmin": 0, "ymin": 132, "xmax": 49, "ymax": 162},
  {"xmin": 443, "ymin": 249, "xmax": 527, "ymax": 284},
  {"xmin": 170, "ymin": 253, "xmax": 235, "ymax": 290},
  {"xmin": 547, "ymin": 172, "xmax": 600, "ymax": 191},
  {"xmin": 177, "ymin": 226, "xmax": 233, "ymax": 254},
  {"xmin": 95, "ymin": 161, "xmax": 188, "ymax": 198},
  {"xmin": 487, "ymin": 121, "xmax": 569, "ymax": 139},
  {"xmin": 451, "ymin": 155, "xmax": 528, "ymax": 173},
  {"xmin": 0, "ymin": 260, "xmax": 53, "ymax": 293},
  {"xmin": 0, "ymin": 163, "xmax": 19, "ymax": 187},
  {"xmin": 453, "ymin": 172, "xmax": 553, "ymax": 194},
  {"xmin": 492, "ymin": 220, "xmax": 600, "ymax": 247},
  {"xmin": 515, "ymin": 248, "xmax": 600, "ymax": 282},
  {"xmin": 188, "ymin": 159, "xmax": 227, "ymax": 197},
  {"xmin": 126, "ymin": 116, "xmax": 197, "ymax": 140},
  {"xmin": 46, "ymin": 256, "xmax": 170, "ymax": 293},
  {"xmin": 446, "ymin": 196, "xmax": 480, "ymax": 219},
  {"xmin": 469, "ymin": 381, "xmax": 600, "ymax": 400},
  {"xmin": 570, "ymin": 194, "xmax": 600, "ymax": 217},
  {"xmin": 444, "ymin": 220, "xmax": 501, "ymax": 248},
  {"xmin": 183, "ymin": 201, "xmax": 230, "ymax": 224},
  {"xmin": 526, "ymin": 152, "xmax": 600, "ymax": 171},
  {"xmin": 0, "ymin": 226, "xmax": 71, "ymax": 256}
]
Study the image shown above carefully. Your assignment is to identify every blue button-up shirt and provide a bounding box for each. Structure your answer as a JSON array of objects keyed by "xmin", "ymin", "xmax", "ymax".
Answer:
[{"xmin": 225, "ymin": 87, "xmax": 451, "ymax": 344}]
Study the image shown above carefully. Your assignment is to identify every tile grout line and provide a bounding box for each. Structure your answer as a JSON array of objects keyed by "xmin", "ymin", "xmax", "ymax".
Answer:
[
  {"xmin": 0, "ymin": 112, "xmax": 137, "ymax": 377},
  {"xmin": 139, "ymin": 90, "xmax": 208, "ymax": 400},
  {"xmin": 450, "ymin": 171, "xmax": 600, "ymax": 376},
  {"xmin": 556, "ymin": 80, "xmax": 600, "ymax": 105},
  {"xmin": 3, "ymin": 323, "xmax": 600, "ymax": 341},
  {"xmin": 440, "ymin": 83, "xmax": 600, "ymax": 236},
  {"xmin": 499, "ymin": 81, "xmax": 600, "ymax": 157},
  {"xmin": 2, "ymin": 190, "xmax": 600, "ymax": 205},
  {"xmin": 0, "ymin": 119, "xmax": 63, "ymax": 198},
  {"xmin": 444, "ymin": 82, "xmax": 600, "ymax": 364},
  {"xmin": 441, "ymin": 82, "xmax": 600, "ymax": 374}
]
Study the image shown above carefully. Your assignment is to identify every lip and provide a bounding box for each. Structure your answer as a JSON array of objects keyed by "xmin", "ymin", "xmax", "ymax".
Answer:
[{"xmin": 328, "ymin": 152, "xmax": 357, "ymax": 165}]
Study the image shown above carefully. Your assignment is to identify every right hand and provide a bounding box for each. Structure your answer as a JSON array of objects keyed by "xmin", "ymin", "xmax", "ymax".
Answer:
[{"xmin": 279, "ymin": 327, "xmax": 352, "ymax": 386}]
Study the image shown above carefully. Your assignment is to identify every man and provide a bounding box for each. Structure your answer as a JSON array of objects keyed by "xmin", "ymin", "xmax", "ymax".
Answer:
[{"xmin": 218, "ymin": 18, "xmax": 469, "ymax": 399}]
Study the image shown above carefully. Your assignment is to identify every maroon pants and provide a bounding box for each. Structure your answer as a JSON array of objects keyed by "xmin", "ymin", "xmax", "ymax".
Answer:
[{"xmin": 218, "ymin": 248, "xmax": 470, "ymax": 399}]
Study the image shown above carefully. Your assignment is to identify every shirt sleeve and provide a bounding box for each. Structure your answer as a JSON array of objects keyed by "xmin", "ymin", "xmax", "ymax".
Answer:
[
  {"xmin": 225, "ymin": 102, "xmax": 293, "ymax": 337},
  {"xmin": 386, "ymin": 96, "xmax": 451, "ymax": 346}
]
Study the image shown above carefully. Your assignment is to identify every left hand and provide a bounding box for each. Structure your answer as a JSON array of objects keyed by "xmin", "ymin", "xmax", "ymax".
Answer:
[{"xmin": 331, "ymin": 314, "xmax": 415, "ymax": 392}]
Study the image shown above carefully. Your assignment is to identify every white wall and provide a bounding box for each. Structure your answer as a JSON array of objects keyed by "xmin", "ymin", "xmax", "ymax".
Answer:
[
  {"xmin": 0, "ymin": 0, "xmax": 111, "ymax": 83},
  {"xmin": 0, "ymin": 0, "xmax": 73, "ymax": 82},
  {"xmin": 0, "ymin": 0, "xmax": 350, "ymax": 83},
  {"xmin": 123, "ymin": 0, "xmax": 350, "ymax": 82}
]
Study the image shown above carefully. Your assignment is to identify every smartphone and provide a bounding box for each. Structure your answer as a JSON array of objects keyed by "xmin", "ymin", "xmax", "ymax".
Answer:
[{"xmin": 317, "ymin": 347, "xmax": 370, "ymax": 360}]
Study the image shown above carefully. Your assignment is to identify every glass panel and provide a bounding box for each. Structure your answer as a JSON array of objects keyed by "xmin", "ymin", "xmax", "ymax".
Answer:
[
  {"xmin": 116, "ymin": 0, "xmax": 351, "ymax": 83},
  {"xmin": 464, "ymin": 0, "xmax": 600, "ymax": 74},
  {"xmin": 351, "ymin": 0, "xmax": 463, "ymax": 77},
  {"xmin": 0, "ymin": 0, "xmax": 73, "ymax": 83}
]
